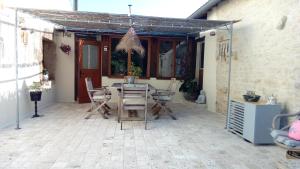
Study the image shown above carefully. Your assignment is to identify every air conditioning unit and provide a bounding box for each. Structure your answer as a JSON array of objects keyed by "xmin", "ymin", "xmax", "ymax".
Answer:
[{"xmin": 227, "ymin": 100, "xmax": 281, "ymax": 144}]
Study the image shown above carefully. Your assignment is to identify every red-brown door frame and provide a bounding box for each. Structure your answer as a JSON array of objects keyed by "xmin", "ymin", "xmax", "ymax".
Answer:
[{"xmin": 77, "ymin": 39, "xmax": 102, "ymax": 103}]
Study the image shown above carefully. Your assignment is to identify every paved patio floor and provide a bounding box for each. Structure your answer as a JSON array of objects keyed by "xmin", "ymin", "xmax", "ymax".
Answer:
[{"xmin": 0, "ymin": 103, "xmax": 299, "ymax": 169}]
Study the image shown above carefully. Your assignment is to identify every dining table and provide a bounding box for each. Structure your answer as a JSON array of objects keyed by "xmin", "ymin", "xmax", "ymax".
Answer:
[
  {"xmin": 111, "ymin": 83, "xmax": 155, "ymax": 122},
  {"xmin": 111, "ymin": 83, "xmax": 155, "ymax": 90}
]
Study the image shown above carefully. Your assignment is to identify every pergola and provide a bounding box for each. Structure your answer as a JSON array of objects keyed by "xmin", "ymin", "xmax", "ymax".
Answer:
[
  {"xmin": 12, "ymin": 8, "xmax": 236, "ymax": 129},
  {"xmin": 20, "ymin": 9, "xmax": 233, "ymax": 37}
]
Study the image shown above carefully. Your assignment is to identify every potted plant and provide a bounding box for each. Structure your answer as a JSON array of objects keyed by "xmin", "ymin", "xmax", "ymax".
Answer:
[
  {"xmin": 127, "ymin": 63, "xmax": 142, "ymax": 84},
  {"xmin": 179, "ymin": 78, "xmax": 200, "ymax": 101},
  {"xmin": 29, "ymin": 82, "xmax": 42, "ymax": 102},
  {"xmin": 42, "ymin": 68, "xmax": 49, "ymax": 81}
]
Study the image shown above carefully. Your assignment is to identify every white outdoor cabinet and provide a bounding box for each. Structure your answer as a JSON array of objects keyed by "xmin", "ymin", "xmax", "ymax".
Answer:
[{"xmin": 227, "ymin": 100, "xmax": 281, "ymax": 144}]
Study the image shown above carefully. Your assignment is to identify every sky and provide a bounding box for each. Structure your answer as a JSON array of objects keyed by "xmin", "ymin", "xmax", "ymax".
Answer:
[{"xmin": 78, "ymin": 0, "xmax": 208, "ymax": 18}]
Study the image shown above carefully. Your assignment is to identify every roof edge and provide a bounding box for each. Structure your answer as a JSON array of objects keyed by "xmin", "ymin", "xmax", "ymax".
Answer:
[{"xmin": 188, "ymin": 0, "xmax": 223, "ymax": 19}]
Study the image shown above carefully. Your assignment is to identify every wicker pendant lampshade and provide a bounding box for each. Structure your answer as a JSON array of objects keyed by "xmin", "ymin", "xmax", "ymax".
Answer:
[
  {"xmin": 116, "ymin": 4, "xmax": 145, "ymax": 56},
  {"xmin": 116, "ymin": 27, "xmax": 145, "ymax": 56}
]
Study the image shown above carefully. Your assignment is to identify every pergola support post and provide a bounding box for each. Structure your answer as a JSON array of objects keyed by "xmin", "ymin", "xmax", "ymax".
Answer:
[
  {"xmin": 15, "ymin": 8, "xmax": 21, "ymax": 130},
  {"xmin": 225, "ymin": 22, "xmax": 233, "ymax": 129}
]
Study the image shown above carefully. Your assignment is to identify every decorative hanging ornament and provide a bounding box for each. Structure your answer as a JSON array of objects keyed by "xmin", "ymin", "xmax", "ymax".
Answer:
[{"xmin": 115, "ymin": 4, "xmax": 145, "ymax": 56}]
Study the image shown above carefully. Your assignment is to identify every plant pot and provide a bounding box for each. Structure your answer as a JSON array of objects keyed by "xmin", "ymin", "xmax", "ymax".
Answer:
[
  {"xmin": 127, "ymin": 76, "xmax": 135, "ymax": 84},
  {"xmin": 183, "ymin": 92, "xmax": 198, "ymax": 101},
  {"xmin": 30, "ymin": 91, "xmax": 42, "ymax": 101}
]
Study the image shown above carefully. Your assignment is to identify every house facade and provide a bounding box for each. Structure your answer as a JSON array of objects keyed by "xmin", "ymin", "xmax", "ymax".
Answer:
[
  {"xmin": 20, "ymin": 9, "xmax": 231, "ymax": 105},
  {"xmin": 0, "ymin": 6, "xmax": 232, "ymax": 128},
  {"xmin": 191, "ymin": 0, "xmax": 300, "ymax": 114}
]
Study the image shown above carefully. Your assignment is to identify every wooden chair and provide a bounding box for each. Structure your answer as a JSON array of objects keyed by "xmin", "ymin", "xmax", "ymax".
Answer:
[
  {"xmin": 85, "ymin": 77, "xmax": 111, "ymax": 119},
  {"xmin": 151, "ymin": 78, "xmax": 177, "ymax": 120},
  {"xmin": 271, "ymin": 111, "xmax": 300, "ymax": 159},
  {"xmin": 120, "ymin": 83, "xmax": 149, "ymax": 130}
]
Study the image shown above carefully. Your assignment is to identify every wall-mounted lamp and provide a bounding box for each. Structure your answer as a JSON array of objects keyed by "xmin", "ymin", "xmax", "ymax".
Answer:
[{"xmin": 96, "ymin": 35, "xmax": 102, "ymax": 42}]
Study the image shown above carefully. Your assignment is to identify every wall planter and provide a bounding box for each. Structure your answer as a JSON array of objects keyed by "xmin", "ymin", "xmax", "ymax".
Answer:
[
  {"xmin": 30, "ymin": 91, "xmax": 42, "ymax": 102},
  {"xmin": 60, "ymin": 43, "xmax": 71, "ymax": 55}
]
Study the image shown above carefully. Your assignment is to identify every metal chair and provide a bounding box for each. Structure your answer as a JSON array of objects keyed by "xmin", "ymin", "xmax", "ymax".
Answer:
[
  {"xmin": 120, "ymin": 83, "xmax": 149, "ymax": 130},
  {"xmin": 85, "ymin": 77, "xmax": 111, "ymax": 119},
  {"xmin": 151, "ymin": 78, "xmax": 177, "ymax": 120},
  {"xmin": 271, "ymin": 111, "xmax": 300, "ymax": 159}
]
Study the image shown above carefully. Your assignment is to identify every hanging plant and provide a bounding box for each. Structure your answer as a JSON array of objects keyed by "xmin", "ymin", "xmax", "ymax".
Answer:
[{"xmin": 60, "ymin": 43, "xmax": 71, "ymax": 55}]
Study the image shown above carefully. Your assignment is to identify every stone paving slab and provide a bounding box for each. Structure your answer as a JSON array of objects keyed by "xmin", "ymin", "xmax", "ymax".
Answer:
[{"xmin": 0, "ymin": 103, "xmax": 299, "ymax": 169}]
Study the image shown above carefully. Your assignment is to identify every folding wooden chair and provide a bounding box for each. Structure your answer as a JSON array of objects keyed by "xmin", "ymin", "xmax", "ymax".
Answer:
[
  {"xmin": 85, "ymin": 77, "xmax": 111, "ymax": 119},
  {"xmin": 151, "ymin": 78, "xmax": 177, "ymax": 120}
]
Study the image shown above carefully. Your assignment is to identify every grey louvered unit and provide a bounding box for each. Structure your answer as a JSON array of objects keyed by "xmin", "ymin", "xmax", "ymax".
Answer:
[
  {"xmin": 227, "ymin": 100, "xmax": 281, "ymax": 144},
  {"xmin": 228, "ymin": 101, "xmax": 245, "ymax": 136}
]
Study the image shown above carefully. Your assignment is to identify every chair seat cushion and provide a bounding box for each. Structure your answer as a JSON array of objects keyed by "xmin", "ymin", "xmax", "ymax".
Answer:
[
  {"xmin": 152, "ymin": 95, "xmax": 171, "ymax": 101},
  {"xmin": 123, "ymin": 98, "xmax": 145, "ymax": 105},
  {"xmin": 271, "ymin": 130, "xmax": 289, "ymax": 139},
  {"xmin": 275, "ymin": 135, "xmax": 300, "ymax": 147},
  {"xmin": 93, "ymin": 95, "xmax": 111, "ymax": 100},
  {"xmin": 94, "ymin": 90, "xmax": 105, "ymax": 96},
  {"xmin": 288, "ymin": 120, "xmax": 300, "ymax": 141}
]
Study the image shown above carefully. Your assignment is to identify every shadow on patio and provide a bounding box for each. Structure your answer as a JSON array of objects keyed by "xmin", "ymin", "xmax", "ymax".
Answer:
[{"xmin": 0, "ymin": 103, "xmax": 299, "ymax": 169}]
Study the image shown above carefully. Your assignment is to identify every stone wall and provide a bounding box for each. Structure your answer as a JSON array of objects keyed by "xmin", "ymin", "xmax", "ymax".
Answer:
[{"xmin": 204, "ymin": 0, "xmax": 300, "ymax": 114}]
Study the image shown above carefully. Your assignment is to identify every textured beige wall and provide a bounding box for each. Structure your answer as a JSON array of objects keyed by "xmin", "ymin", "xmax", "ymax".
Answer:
[
  {"xmin": 202, "ymin": 30, "xmax": 218, "ymax": 113},
  {"xmin": 54, "ymin": 32, "xmax": 75, "ymax": 102},
  {"xmin": 204, "ymin": 0, "xmax": 300, "ymax": 114}
]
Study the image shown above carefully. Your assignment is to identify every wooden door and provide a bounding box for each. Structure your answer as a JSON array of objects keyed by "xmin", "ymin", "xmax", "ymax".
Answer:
[{"xmin": 78, "ymin": 39, "xmax": 101, "ymax": 103}]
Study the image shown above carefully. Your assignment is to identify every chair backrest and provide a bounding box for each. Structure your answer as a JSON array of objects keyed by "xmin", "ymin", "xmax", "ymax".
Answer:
[
  {"xmin": 122, "ymin": 83, "xmax": 148, "ymax": 96},
  {"xmin": 85, "ymin": 77, "xmax": 93, "ymax": 90},
  {"xmin": 168, "ymin": 78, "xmax": 177, "ymax": 92},
  {"xmin": 121, "ymin": 83, "xmax": 148, "ymax": 106},
  {"xmin": 85, "ymin": 77, "xmax": 94, "ymax": 101}
]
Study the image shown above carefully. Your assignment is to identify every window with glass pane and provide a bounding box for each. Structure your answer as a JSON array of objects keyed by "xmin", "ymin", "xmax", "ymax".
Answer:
[
  {"xmin": 131, "ymin": 40, "xmax": 148, "ymax": 78},
  {"xmin": 111, "ymin": 38, "xmax": 128, "ymax": 76},
  {"xmin": 110, "ymin": 38, "xmax": 149, "ymax": 77},
  {"xmin": 175, "ymin": 40, "xmax": 187, "ymax": 78},
  {"xmin": 158, "ymin": 41, "xmax": 173, "ymax": 77},
  {"xmin": 82, "ymin": 44, "xmax": 98, "ymax": 69}
]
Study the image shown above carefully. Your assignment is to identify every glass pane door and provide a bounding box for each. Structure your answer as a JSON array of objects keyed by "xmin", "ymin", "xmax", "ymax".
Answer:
[{"xmin": 82, "ymin": 44, "xmax": 99, "ymax": 69}]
